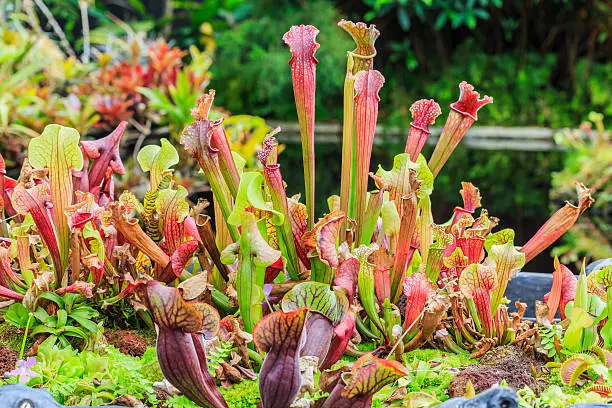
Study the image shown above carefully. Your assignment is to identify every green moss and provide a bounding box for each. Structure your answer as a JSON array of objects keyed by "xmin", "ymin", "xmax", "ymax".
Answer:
[
  {"xmin": 369, "ymin": 349, "xmax": 476, "ymax": 406},
  {"xmin": 163, "ymin": 379, "xmax": 260, "ymax": 408},
  {"xmin": 0, "ymin": 322, "xmax": 26, "ymax": 353},
  {"xmin": 140, "ymin": 347, "xmax": 164, "ymax": 383},
  {"xmin": 220, "ymin": 380, "xmax": 260, "ymax": 407}
]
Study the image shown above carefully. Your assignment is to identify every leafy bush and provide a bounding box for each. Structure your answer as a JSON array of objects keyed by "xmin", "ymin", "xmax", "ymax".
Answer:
[
  {"xmin": 551, "ymin": 113, "xmax": 612, "ymax": 266},
  {"xmin": 211, "ymin": 0, "xmax": 352, "ymax": 120},
  {"xmin": 383, "ymin": 48, "xmax": 612, "ymax": 128}
]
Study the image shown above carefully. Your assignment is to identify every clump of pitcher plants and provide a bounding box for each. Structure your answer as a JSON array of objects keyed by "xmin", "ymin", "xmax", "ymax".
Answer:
[{"xmin": 0, "ymin": 18, "xmax": 597, "ymax": 408}]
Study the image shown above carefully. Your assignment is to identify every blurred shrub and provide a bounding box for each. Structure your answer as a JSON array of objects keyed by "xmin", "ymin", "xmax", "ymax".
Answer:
[
  {"xmin": 383, "ymin": 46, "xmax": 612, "ymax": 128},
  {"xmin": 210, "ymin": 0, "xmax": 352, "ymax": 120},
  {"xmin": 551, "ymin": 113, "xmax": 612, "ymax": 266},
  {"xmin": 363, "ymin": 0, "xmax": 502, "ymax": 31},
  {"xmin": 0, "ymin": 23, "xmax": 95, "ymax": 167}
]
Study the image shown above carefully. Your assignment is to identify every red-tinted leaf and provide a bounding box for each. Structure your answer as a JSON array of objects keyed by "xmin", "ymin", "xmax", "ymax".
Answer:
[
  {"xmin": 353, "ymin": 70, "xmax": 385, "ymax": 243},
  {"xmin": 12, "ymin": 184, "xmax": 62, "ymax": 277},
  {"xmin": 459, "ymin": 263, "xmax": 498, "ymax": 337},
  {"xmin": 109, "ymin": 201, "xmax": 170, "ymax": 267},
  {"xmin": 81, "ymin": 121, "xmax": 127, "ymax": 192},
  {"xmin": 254, "ymin": 308, "xmax": 309, "ymax": 408},
  {"xmin": 374, "ymin": 264, "xmax": 391, "ymax": 304},
  {"xmin": 428, "ymin": 82, "xmax": 492, "ymax": 177},
  {"xmin": 82, "ymin": 253, "xmax": 104, "ymax": 284},
  {"xmin": 288, "ymin": 196, "xmax": 310, "ymax": 269},
  {"xmin": 457, "ymin": 233, "xmax": 485, "ymax": 265},
  {"xmin": 0, "ymin": 284, "xmax": 24, "ymax": 301},
  {"xmin": 190, "ymin": 302, "xmax": 221, "ymax": 340},
  {"xmin": 264, "ymin": 257, "xmax": 284, "ymax": 283},
  {"xmin": 181, "ymin": 118, "xmax": 238, "ymax": 242},
  {"xmin": 459, "ymin": 182, "xmax": 482, "ymax": 213},
  {"xmin": 29, "ymin": 125, "xmax": 84, "ymax": 275},
  {"xmin": 443, "ymin": 247, "xmax": 469, "ymax": 283},
  {"xmin": 321, "ymin": 353, "xmax": 409, "ymax": 408},
  {"xmin": 334, "ymin": 257, "xmax": 360, "ymax": 302},
  {"xmin": 544, "ymin": 257, "xmax": 577, "ymax": 320},
  {"xmin": 156, "ymin": 186, "xmax": 190, "ymax": 254},
  {"xmin": 136, "ymin": 280, "xmax": 203, "ymax": 332},
  {"xmin": 65, "ymin": 191, "xmax": 104, "ymax": 230},
  {"xmin": 405, "ymin": 99, "xmax": 441, "ymax": 161},
  {"xmin": 303, "ymin": 210, "xmax": 345, "ymax": 268},
  {"xmin": 488, "ymin": 242, "xmax": 525, "ymax": 315},
  {"xmin": 157, "ymin": 329, "xmax": 227, "ymax": 408},
  {"xmin": 56, "ymin": 281, "xmax": 95, "ymax": 298},
  {"xmin": 158, "ymin": 240, "xmax": 199, "ymax": 282},
  {"xmin": 450, "ymin": 81, "xmax": 494, "ymax": 120},
  {"xmin": 301, "ymin": 312, "xmax": 334, "ymax": 364},
  {"xmin": 184, "ymin": 215, "xmax": 202, "ymax": 242},
  {"xmin": 134, "ymin": 279, "xmax": 226, "ymax": 408},
  {"xmin": 521, "ymin": 183, "xmax": 594, "ymax": 263},
  {"xmin": 321, "ymin": 311, "xmax": 356, "ymax": 370},
  {"xmin": 0, "ymin": 243, "xmax": 24, "ymax": 289},
  {"xmin": 0, "ymin": 153, "xmax": 16, "ymax": 216},
  {"xmin": 392, "ymin": 193, "xmax": 419, "ymax": 302},
  {"xmin": 402, "ymin": 272, "xmax": 435, "ymax": 331},
  {"xmin": 259, "ymin": 134, "xmax": 302, "ymax": 280},
  {"xmin": 194, "ymin": 91, "xmax": 240, "ymax": 198},
  {"xmin": 283, "ymin": 25, "xmax": 319, "ymax": 228}
]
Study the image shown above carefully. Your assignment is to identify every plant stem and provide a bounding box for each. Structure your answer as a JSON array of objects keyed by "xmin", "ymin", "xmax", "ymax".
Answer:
[{"xmin": 19, "ymin": 313, "xmax": 33, "ymax": 360}]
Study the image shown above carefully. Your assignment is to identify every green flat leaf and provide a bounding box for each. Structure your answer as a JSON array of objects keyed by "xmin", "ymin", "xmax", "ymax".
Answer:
[
  {"xmin": 62, "ymin": 325, "xmax": 88, "ymax": 340},
  {"xmin": 38, "ymin": 292, "xmax": 65, "ymax": 308},
  {"xmin": 5, "ymin": 303, "xmax": 30, "ymax": 328},
  {"xmin": 57, "ymin": 309, "xmax": 67, "ymax": 328},
  {"xmin": 30, "ymin": 325, "xmax": 56, "ymax": 336},
  {"xmin": 70, "ymin": 306, "xmax": 98, "ymax": 319},
  {"xmin": 70, "ymin": 315, "xmax": 99, "ymax": 334},
  {"xmin": 33, "ymin": 307, "xmax": 50, "ymax": 323}
]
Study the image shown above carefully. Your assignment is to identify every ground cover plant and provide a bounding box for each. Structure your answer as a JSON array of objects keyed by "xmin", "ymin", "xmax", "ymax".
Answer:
[{"xmin": 0, "ymin": 17, "xmax": 606, "ymax": 408}]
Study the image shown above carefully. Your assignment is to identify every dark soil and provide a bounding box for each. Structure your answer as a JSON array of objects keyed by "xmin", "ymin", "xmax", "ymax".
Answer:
[
  {"xmin": 154, "ymin": 389, "xmax": 171, "ymax": 408},
  {"xmin": 449, "ymin": 345, "xmax": 545, "ymax": 397},
  {"xmin": 0, "ymin": 345, "xmax": 17, "ymax": 374},
  {"xmin": 105, "ymin": 330, "xmax": 150, "ymax": 357}
]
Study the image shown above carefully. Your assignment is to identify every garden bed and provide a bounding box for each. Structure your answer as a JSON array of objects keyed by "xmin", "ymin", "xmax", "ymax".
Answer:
[
  {"xmin": 0, "ymin": 323, "xmax": 608, "ymax": 408},
  {"xmin": 0, "ymin": 12, "xmax": 610, "ymax": 408}
]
